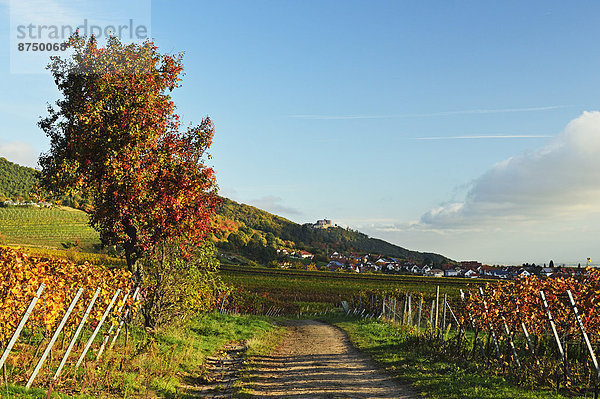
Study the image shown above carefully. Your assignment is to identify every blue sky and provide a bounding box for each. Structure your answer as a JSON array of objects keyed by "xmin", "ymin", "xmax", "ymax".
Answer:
[{"xmin": 1, "ymin": 1, "xmax": 600, "ymax": 265}]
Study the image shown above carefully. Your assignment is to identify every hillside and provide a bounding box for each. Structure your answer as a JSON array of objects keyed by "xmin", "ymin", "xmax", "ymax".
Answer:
[
  {"xmin": 0, "ymin": 158, "xmax": 451, "ymax": 265},
  {"xmin": 0, "ymin": 157, "xmax": 39, "ymax": 200},
  {"xmin": 0, "ymin": 157, "xmax": 91, "ymax": 209},
  {"xmin": 216, "ymin": 197, "xmax": 451, "ymax": 265}
]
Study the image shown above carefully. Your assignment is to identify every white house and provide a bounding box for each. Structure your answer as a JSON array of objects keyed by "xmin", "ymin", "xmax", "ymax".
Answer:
[
  {"xmin": 517, "ymin": 269, "xmax": 531, "ymax": 278},
  {"xmin": 464, "ymin": 269, "xmax": 480, "ymax": 278},
  {"xmin": 444, "ymin": 269, "xmax": 461, "ymax": 277},
  {"xmin": 425, "ymin": 269, "xmax": 444, "ymax": 278},
  {"xmin": 540, "ymin": 267, "xmax": 554, "ymax": 277}
]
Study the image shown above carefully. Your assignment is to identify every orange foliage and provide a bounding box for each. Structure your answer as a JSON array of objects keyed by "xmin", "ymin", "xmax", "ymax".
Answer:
[{"xmin": 0, "ymin": 246, "xmax": 135, "ymax": 344}]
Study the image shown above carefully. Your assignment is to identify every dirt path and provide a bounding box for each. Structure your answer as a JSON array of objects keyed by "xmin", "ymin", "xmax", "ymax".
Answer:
[{"xmin": 244, "ymin": 319, "xmax": 419, "ymax": 399}]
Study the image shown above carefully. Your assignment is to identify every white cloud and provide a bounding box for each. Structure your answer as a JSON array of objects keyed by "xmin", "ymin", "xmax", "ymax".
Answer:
[
  {"xmin": 0, "ymin": 140, "xmax": 39, "ymax": 168},
  {"xmin": 420, "ymin": 111, "xmax": 600, "ymax": 228}
]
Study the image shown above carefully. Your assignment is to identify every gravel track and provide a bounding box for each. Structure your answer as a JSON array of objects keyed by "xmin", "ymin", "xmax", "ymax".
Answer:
[{"xmin": 244, "ymin": 319, "xmax": 419, "ymax": 399}]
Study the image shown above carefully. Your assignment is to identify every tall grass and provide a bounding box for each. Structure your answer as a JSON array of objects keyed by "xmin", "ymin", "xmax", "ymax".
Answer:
[{"xmin": 2, "ymin": 312, "xmax": 277, "ymax": 398}]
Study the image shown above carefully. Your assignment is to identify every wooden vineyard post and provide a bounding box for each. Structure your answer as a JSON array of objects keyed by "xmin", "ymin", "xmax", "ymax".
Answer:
[
  {"xmin": 26, "ymin": 288, "xmax": 84, "ymax": 388},
  {"xmin": 495, "ymin": 296, "xmax": 521, "ymax": 368},
  {"xmin": 435, "ymin": 286, "xmax": 440, "ymax": 329},
  {"xmin": 460, "ymin": 289, "xmax": 475, "ymax": 330},
  {"xmin": 400, "ymin": 296, "xmax": 404, "ymax": 325},
  {"xmin": 404, "ymin": 295, "xmax": 408, "ymax": 326},
  {"xmin": 0, "ymin": 283, "xmax": 45, "ymax": 371},
  {"xmin": 442, "ymin": 293, "xmax": 448, "ymax": 332},
  {"xmin": 460, "ymin": 289, "xmax": 480, "ymax": 358},
  {"xmin": 76, "ymin": 289, "xmax": 121, "ymax": 368},
  {"xmin": 219, "ymin": 291, "xmax": 229, "ymax": 314},
  {"xmin": 429, "ymin": 299, "xmax": 435, "ymax": 329},
  {"xmin": 567, "ymin": 290, "xmax": 600, "ymax": 398},
  {"xmin": 385, "ymin": 296, "xmax": 389, "ymax": 319},
  {"xmin": 511, "ymin": 295, "xmax": 536, "ymax": 360},
  {"xmin": 388, "ymin": 297, "xmax": 392, "ymax": 321},
  {"xmin": 417, "ymin": 296, "xmax": 423, "ymax": 334},
  {"xmin": 407, "ymin": 295, "xmax": 412, "ymax": 328},
  {"xmin": 109, "ymin": 287, "xmax": 141, "ymax": 351},
  {"xmin": 478, "ymin": 287, "xmax": 501, "ymax": 360},
  {"xmin": 445, "ymin": 297, "xmax": 461, "ymax": 341},
  {"xmin": 445, "ymin": 298, "xmax": 463, "ymax": 348},
  {"xmin": 540, "ymin": 290, "xmax": 569, "ymax": 381},
  {"xmin": 446, "ymin": 298, "xmax": 460, "ymax": 326},
  {"xmin": 54, "ymin": 287, "xmax": 101, "ymax": 380},
  {"xmin": 96, "ymin": 289, "xmax": 131, "ymax": 360}
]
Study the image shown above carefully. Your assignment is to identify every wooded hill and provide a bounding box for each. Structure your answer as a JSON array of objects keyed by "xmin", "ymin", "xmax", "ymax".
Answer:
[
  {"xmin": 215, "ymin": 197, "xmax": 451, "ymax": 265},
  {"xmin": 0, "ymin": 157, "xmax": 92, "ymax": 210},
  {"xmin": 0, "ymin": 158, "xmax": 451, "ymax": 266},
  {"xmin": 0, "ymin": 157, "xmax": 39, "ymax": 200}
]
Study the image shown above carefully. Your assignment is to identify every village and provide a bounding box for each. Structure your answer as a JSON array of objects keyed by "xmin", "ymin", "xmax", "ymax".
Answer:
[
  {"xmin": 1, "ymin": 199, "xmax": 53, "ymax": 207},
  {"xmin": 325, "ymin": 253, "xmax": 588, "ymax": 279},
  {"xmin": 277, "ymin": 246, "xmax": 586, "ymax": 280}
]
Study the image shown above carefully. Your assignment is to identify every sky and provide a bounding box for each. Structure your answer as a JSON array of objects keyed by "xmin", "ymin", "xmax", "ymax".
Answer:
[{"xmin": 1, "ymin": 1, "xmax": 600, "ymax": 265}]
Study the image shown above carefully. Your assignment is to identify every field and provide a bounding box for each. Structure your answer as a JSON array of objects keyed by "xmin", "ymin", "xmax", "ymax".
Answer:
[
  {"xmin": 219, "ymin": 264, "xmax": 488, "ymax": 313},
  {"xmin": 0, "ymin": 206, "xmax": 99, "ymax": 250}
]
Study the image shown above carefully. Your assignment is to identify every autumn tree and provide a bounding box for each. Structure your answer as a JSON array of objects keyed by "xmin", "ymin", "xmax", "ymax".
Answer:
[{"xmin": 39, "ymin": 34, "xmax": 220, "ymax": 281}]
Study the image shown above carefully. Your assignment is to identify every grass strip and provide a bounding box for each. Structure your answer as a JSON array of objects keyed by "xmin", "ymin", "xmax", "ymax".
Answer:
[
  {"xmin": 331, "ymin": 316, "xmax": 586, "ymax": 399},
  {"xmin": 2, "ymin": 312, "xmax": 277, "ymax": 398}
]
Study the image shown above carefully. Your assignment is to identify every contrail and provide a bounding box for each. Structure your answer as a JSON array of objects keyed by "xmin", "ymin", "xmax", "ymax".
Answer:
[
  {"xmin": 289, "ymin": 105, "xmax": 568, "ymax": 120},
  {"xmin": 414, "ymin": 135, "xmax": 553, "ymax": 140}
]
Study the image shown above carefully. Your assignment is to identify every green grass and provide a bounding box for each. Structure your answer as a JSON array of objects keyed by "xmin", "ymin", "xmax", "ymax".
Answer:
[
  {"xmin": 3, "ymin": 312, "xmax": 279, "ymax": 398},
  {"xmin": 0, "ymin": 384, "xmax": 95, "ymax": 399},
  {"xmin": 120, "ymin": 312, "xmax": 278, "ymax": 398},
  {"xmin": 0, "ymin": 206, "xmax": 99, "ymax": 250},
  {"xmin": 329, "ymin": 315, "xmax": 592, "ymax": 399}
]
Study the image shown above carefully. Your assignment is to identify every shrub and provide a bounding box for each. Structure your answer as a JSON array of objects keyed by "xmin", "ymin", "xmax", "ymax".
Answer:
[{"xmin": 141, "ymin": 241, "xmax": 227, "ymax": 328}]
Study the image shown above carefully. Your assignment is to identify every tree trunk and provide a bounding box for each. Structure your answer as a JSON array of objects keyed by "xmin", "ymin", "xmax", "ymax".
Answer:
[{"xmin": 122, "ymin": 218, "xmax": 143, "ymax": 285}]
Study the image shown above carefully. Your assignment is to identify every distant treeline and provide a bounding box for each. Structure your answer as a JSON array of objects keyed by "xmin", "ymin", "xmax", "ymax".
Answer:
[
  {"xmin": 0, "ymin": 157, "xmax": 39, "ymax": 200},
  {"xmin": 0, "ymin": 157, "xmax": 92, "ymax": 210}
]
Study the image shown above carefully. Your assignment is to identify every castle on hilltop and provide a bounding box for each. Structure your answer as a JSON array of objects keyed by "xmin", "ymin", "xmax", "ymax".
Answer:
[{"xmin": 312, "ymin": 219, "xmax": 333, "ymax": 229}]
